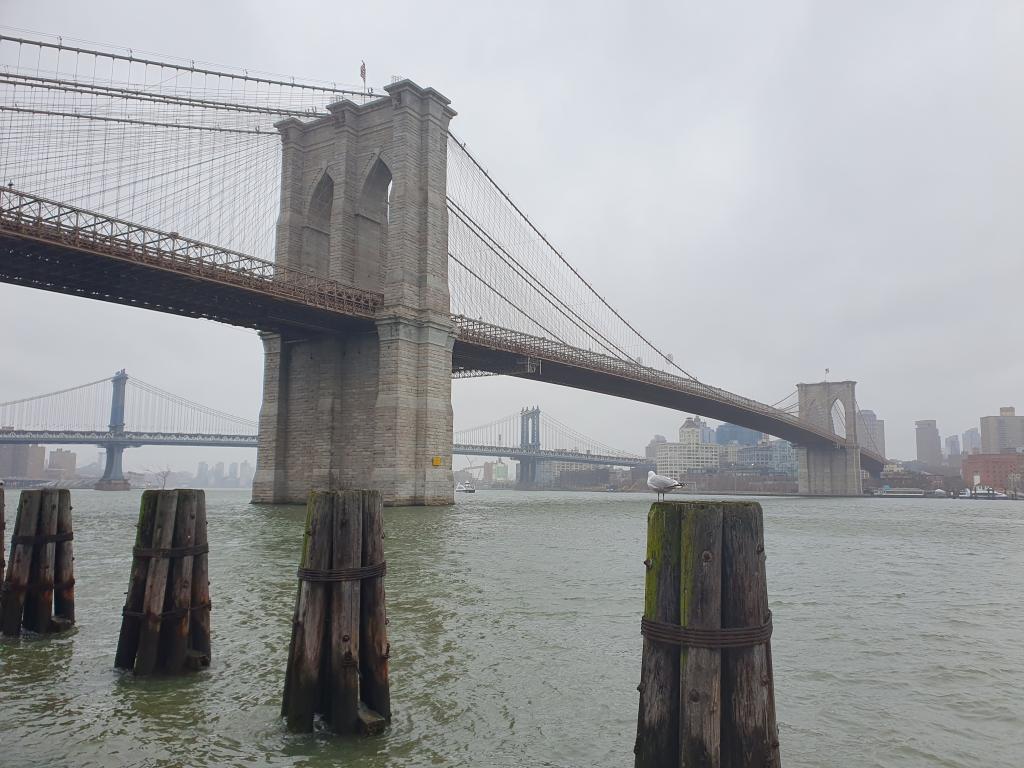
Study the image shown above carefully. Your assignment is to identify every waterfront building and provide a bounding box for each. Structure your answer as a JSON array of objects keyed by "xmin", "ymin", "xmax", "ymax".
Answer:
[
  {"xmin": 655, "ymin": 440, "xmax": 720, "ymax": 479},
  {"xmin": 856, "ymin": 410, "xmax": 886, "ymax": 457},
  {"xmin": 0, "ymin": 444, "xmax": 46, "ymax": 479},
  {"xmin": 769, "ymin": 440, "xmax": 798, "ymax": 475},
  {"xmin": 48, "ymin": 448, "xmax": 77, "ymax": 476},
  {"xmin": 196, "ymin": 461, "xmax": 211, "ymax": 486},
  {"xmin": 239, "ymin": 460, "xmax": 255, "ymax": 486},
  {"xmin": 915, "ymin": 420, "xmax": 942, "ymax": 467},
  {"xmin": 718, "ymin": 441, "xmax": 741, "ymax": 465},
  {"xmin": 536, "ymin": 459, "xmax": 593, "ymax": 487},
  {"xmin": 980, "ymin": 407, "xmax": 1024, "ymax": 454},
  {"xmin": 715, "ymin": 423, "xmax": 762, "ymax": 446},
  {"xmin": 961, "ymin": 453, "xmax": 1024, "ymax": 492}
]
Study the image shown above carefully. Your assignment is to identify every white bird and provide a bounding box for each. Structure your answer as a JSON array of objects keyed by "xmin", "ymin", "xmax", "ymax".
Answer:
[{"xmin": 647, "ymin": 470, "xmax": 685, "ymax": 500}]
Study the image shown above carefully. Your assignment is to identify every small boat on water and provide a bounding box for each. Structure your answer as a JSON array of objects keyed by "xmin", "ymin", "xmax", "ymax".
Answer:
[
  {"xmin": 455, "ymin": 481, "xmax": 476, "ymax": 493},
  {"xmin": 973, "ymin": 486, "xmax": 1009, "ymax": 500},
  {"xmin": 877, "ymin": 487, "xmax": 926, "ymax": 498}
]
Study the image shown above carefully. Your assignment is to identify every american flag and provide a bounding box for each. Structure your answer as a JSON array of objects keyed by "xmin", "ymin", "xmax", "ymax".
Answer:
[{"xmin": 360, "ymin": 61, "xmax": 366, "ymax": 82}]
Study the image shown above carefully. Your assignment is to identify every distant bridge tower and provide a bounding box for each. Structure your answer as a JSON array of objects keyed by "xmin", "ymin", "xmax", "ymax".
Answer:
[
  {"xmin": 95, "ymin": 369, "xmax": 131, "ymax": 491},
  {"xmin": 253, "ymin": 81, "xmax": 457, "ymax": 506},
  {"xmin": 796, "ymin": 380, "xmax": 862, "ymax": 496},
  {"xmin": 517, "ymin": 407, "xmax": 541, "ymax": 486}
]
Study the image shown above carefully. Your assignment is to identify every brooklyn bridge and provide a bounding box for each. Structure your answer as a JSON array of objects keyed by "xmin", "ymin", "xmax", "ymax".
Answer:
[{"xmin": 0, "ymin": 34, "xmax": 885, "ymax": 503}]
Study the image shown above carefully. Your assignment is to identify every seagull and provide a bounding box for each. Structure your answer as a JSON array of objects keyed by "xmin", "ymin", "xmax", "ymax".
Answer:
[{"xmin": 647, "ymin": 470, "xmax": 685, "ymax": 500}]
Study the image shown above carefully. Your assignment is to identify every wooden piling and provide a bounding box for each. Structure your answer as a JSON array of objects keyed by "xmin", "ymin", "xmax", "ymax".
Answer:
[
  {"xmin": 0, "ymin": 490, "xmax": 76, "ymax": 636},
  {"xmin": 635, "ymin": 503, "xmax": 682, "ymax": 768},
  {"xmin": 189, "ymin": 492, "xmax": 212, "ymax": 665},
  {"xmin": 721, "ymin": 507, "xmax": 780, "ymax": 768},
  {"xmin": 359, "ymin": 489, "xmax": 391, "ymax": 721},
  {"xmin": 329, "ymin": 490, "xmax": 363, "ymax": 733},
  {"xmin": 0, "ymin": 486, "xmax": 5, "ymax": 586},
  {"xmin": 634, "ymin": 500, "xmax": 780, "ymax": 768},
  {"xmin": 282, "ymin": 490, "xmax": 334, "ymax": 732},
  {"xmin": 1, "ymin": 491, "xmax": 40, "ymax": 636},
  {"xmin": 53, "ymin": 490, "xmax": 75, "ymax": 627},
  {"xmin": 282, "ymin": 488, "xmax": 392, "ymax": 735},
  {"xmin": 114, "ymin": 489, "xmax": 212, "ymax": 675}
]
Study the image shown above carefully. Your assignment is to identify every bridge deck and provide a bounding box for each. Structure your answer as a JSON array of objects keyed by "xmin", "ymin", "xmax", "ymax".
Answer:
[{"xmin": 0, "ymin": 189, "xmax": 883, "ymax": 473}]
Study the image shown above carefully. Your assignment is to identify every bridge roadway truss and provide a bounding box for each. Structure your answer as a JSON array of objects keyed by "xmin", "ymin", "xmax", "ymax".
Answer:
[{"xmin": 0, "ymin": 187, "xmax": 883, "ymax": 485}]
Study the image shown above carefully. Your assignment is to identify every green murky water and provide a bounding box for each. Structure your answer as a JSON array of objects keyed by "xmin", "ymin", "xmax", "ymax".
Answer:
[{"xmin": 1, "ymin": 490, "xmax": 1021, "ymax": 767}]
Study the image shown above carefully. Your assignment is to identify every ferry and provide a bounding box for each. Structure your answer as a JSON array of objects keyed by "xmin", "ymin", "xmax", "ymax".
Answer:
[
  {"xmin": 972, "ymin": 486, "xmax": 1009, "ymax": 500},
  {"xmin": 876, "ymin": 487, "xmax": 926, "ymax": 498},
  {"xmin": 455, "ymin": 481, "xmax": 476, "ymax": 494}
]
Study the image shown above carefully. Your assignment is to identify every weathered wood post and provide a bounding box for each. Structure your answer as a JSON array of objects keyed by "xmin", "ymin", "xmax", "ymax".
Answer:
[
  {"xmin": 282, "ymin": 489, "xmax": 391, "ymax": 735},
  {"xmin": 115, "ymin": 489, "xmax": 211, "ymax": 674},
  {"xmin": 0, "ymin": 489, "xmax": 75, "ymax": 636},
  {"xmin": 635, "ymin": 500, "xmax": 780, "ymax": 768},
  {"xmin": 0, "ymin": 486, "xmax": 5, "ymax": 586}
]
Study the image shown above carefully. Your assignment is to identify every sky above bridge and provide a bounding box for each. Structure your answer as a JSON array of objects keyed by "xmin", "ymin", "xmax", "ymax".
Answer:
[{"xmin": 1, "ymin": 1, "xmax": 1020, "ymax": 470}]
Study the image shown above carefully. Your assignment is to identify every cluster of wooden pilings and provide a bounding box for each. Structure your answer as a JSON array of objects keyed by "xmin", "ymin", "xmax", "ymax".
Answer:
[
  {"xmin": 635, "ymin": 500, "xmax": 781, "ymax": 768},
  {"xmin": 114, "ymin": 489, "xmax": 212, "ymax": 675},
  {"xmin": 1, "ymin": 489, "xmax": 75, "ymax": 636},
  {"xmin": 282, "ymin": 489, "xmax": 391, "ymax": 735}
]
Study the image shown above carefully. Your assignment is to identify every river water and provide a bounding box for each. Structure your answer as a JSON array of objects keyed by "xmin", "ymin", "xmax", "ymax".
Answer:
[{"xmin": 1, "ymin": 490, "xmax": 1021, "ymax": 767}]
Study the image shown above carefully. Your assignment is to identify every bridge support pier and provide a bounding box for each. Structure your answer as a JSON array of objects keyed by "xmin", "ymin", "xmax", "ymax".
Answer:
[
  {"xmin": 95, "ymin": 443, "xmax": 131, "ymax": 491},
  {"xmin": 95, "ymin": 370, "xmax": 131, "ymax": 490},
  {"xmin": 252, "ymin": 80, "xmax": 457, "ymax": 507},
  {"xmin": 795, "ymin": 381, "xmax": 862, "ymax": 496}
]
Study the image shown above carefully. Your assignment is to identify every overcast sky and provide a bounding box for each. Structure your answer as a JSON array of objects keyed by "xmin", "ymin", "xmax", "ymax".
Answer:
[{"xmin": 1, "ymin": 0, "xmax": 1021, "ymax": 471}]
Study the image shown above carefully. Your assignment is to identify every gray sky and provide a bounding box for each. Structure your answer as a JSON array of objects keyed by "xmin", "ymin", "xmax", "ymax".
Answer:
[{"xmin": 1, "ymin": 0, "xmax": 1021, "ymax": 470}]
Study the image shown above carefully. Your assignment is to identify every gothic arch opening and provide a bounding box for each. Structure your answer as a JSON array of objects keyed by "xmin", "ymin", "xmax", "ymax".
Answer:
[
  {"xmin": 300, "ymin": 172, "xmax": 333, "ymax": 275},
  {"xmin": 354, "ymin": 158, "xmax": 392, "ymax": 292},
  {"xmin": 830, "ymin": 398, "xmax": 850, "ymax": 439}
]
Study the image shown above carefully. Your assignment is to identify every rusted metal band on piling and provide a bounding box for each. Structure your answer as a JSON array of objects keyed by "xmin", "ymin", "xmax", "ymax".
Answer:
[
  {"xmin": 296, "ymin": 560, "xmax": 386, "ymax": 582},
  {"xmin": 1, "ymin": 578, "xmax": 76, "ymax": 594},
  {"xmin": 11, "ymin": 531, "xmax": 74, "ymax": 545},
  {"xmin": 640, "ymin": 612, "xmax": 773, "ymax": 649},
  {"xmin": 132, "ymin": 543, "xmax": 209, "ymax": 558}
]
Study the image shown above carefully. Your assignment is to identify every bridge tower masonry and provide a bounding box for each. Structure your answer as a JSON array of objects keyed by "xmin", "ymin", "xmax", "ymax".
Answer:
[
  {"xmin": 795, "ymin": 381, "xmax": 863, "ymax": 496},
  {"xmin": 253, "ymin": 81, "xmax": 457, "ymax": 506}
]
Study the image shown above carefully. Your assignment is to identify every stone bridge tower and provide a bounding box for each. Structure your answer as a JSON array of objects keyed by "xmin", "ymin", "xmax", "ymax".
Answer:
[
  {"xmin": 796, "ymin": 380, "xmax": 863, "ymax": 496},
  {"xmin": 253, "ymin": 81, "xmax": 456, "ymax": 506}
]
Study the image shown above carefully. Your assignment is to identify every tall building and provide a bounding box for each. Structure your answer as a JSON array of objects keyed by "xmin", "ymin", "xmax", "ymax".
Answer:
[
  {"xmin": 239, "ymin": 460, "xmax": 255, "ymax": 487},
  {"xmin": 645, "ymin": 435, "xmax": 667, "ymax": 460},
  {"xmin": 962, "ymin": 428, "xmax": 981, "ymax": 455},
  {"xmin": 0, "ymin": 444, "xmax": 46, "ymax": 479},
  {"xmin": 944, "ymin": 435, "xmax": 961, "ymax": 458},
  {"xmin": 196, "ymin": 461, "xmax": 211, "ymax": 487},
  {"xmin": 980, "ymin": 407, "xmax": 1024, "ymax": 454},
  {"xmin": 915, "ymin": 420, "xmax": 942, "ymax": 467},
  {"xmin": 855, "ymin": 410, "xmax": 886, "ymax": 457},
  {"xmin": 679, "ymin": 417, "xmax": 714, "ymax": 446},
  {"xmin": 715, "ymin": 423, "xmax": 762, "ymax": 446}
]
